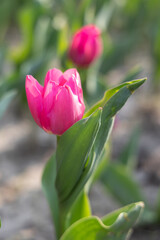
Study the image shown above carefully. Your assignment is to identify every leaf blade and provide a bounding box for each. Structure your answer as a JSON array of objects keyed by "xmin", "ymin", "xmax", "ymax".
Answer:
[
  {"xmin": 41, "ymin": 154, "xmax": 60, "ymax": 236},
  {"xmin": 56, "ymin": 109, "xmax": 102, "ymax": 204},
  {"xmin": 60, "ymin": 202, "xmax": 144, "ymax": 240}
]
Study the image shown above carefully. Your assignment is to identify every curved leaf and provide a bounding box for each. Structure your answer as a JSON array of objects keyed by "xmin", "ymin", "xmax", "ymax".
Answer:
[
  {"xmin": 83, "ymin": 78, "xmax": 146, "ymax": 186},
  {"xmin": 60, "ymin": 202, "xmax": 144, "ymax": 240},
  {"xmin": 84, "ymin": 78, "xmax": 146, "ymax": 118},
  {"xmin": 56, "ymin": 79, "xmax": 146, "ymax": 207},
  {"xmin": 56, "ymin": 109, "xmax": 102, "ymax": 204}
]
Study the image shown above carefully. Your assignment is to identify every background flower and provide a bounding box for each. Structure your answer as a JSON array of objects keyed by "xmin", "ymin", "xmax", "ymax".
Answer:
[{"xmin": 69, "ymin": 25, "xmax": 102, "ymax": 67}]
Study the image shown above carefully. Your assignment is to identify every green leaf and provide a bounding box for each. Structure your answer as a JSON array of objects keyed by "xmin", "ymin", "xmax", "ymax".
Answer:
[
  {"xmin": 0, "ymin": 90, "xmax": 17, "ymax": 119},
  {"xmin": 84, "ymin": 78, "xmax": 146, "ymax": 178},
  {"xmin": 42, "ymin": 154, "xmax": 59, "ymax": 237},
  {"xmin": 66, "ymin": 190, "xmax": 91, "ymax": 228},
  {"xmin": 84, "ymin": 78, "xmax": 146, "ymax": 118},
  {"xmin": 60, "ymin": 202, "xmax": 144, "ymax": 240},
  {"xmin": 61, "ymin": 217, "xmax": 108, "ymax": 240},
  {"xmin": 100, "ymin": 163, "xmax": 144, "ymax": 205},
  {"xmin": 102, "ymin": 202, "xmax": 141, "ymax": 225},
  {"xmin": 57, "ymin": 25, "xmax": 69, "ymax": 56},
  {"xmin": 119, "ymin": 127, "xmax": 140, "ymax": 170},
  {"xmin": 68, "ymin": 78, "xmax": 146, "ymax": 211},
  {"xmin": 55, "ymin": 78, "xmax": 146, "ymax": 233},
  {"xmin": 20, "ymin": 51, "xmax": 52, "ymax": 78},
  {"xmin": 107, "ymin": 202, "xmax": 144, "ymax": 232},
  {"xmin": 55, "ymin": 109, "xmax": 102, "ymax": 204},
  {"xmin": 0, "ymin": 0, "xmax": 14, "ymax": 42},
  {"xmin": 95, "ymin": 1, "xmax": 115, "ymax": 31},
  {"xmin": 79, "ymin": 0, "xmax": 92, "ymax": 20},
  {"xmin": 33, "ymin": 17, "xmax": 50, "ymax": 55},
  {"xmin": 85, "ymin": 60, "xmax": 106, "ymax": 104},
  {"xmin": 10, "ymin": 2, "xmax": 42, "ymax": 63}
]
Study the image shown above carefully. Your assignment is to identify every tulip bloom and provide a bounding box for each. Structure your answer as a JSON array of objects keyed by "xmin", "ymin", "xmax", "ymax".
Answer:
[
  {"xmin": 25, "ymin": 68, "xmax": 85, "ymax": 135},
  {"xmin": 69, "ymin": 25, "xmax": 102, "ymax": 67}
]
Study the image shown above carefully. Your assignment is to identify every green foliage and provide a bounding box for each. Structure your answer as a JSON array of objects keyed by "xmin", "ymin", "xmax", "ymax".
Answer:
[
  {"xmin": 60, "ymin": 202, "xmax": 144, "ymax": 240},
  {"xmin": 99, "ymin": 35, "xmax": 137, "ymax": 75},
  {"xmin": 42, "ymin": 79, "xmax": 145, "ymax": 238},
  {"xmin": 0, "ymin": 0, "xmax": 159, "ymax": 109},
  {"xmin": 9, "ymin": 3, "xmax": 39, "ymax": 63},
  {"xmin": 56, "ymin": 108, "xmax": 102, "ymax": 206},
  {"xmin": 100, "ymin": 124, "xmax": 159, "ymax": 226},
  {"xmin": 119, "ymin": 127, "xmax": 140, "ymax": 170},
  {"xmin": 100, "ymin": 163, "xmax": 144, "ymax": 205},
  {"xmin": 66, "ymin": 190, "xmax": 91, "ymax": 228},
  {"xmin": 0, "ymin": 0, "xmax": 16, "ymax": 43},
  {"xmin": 0, "ymin": 88, "xmax": 17, "ymax": 119},
  {"xmin": 0, "ymin": 0, "xmax": 158, "ymax": 237},
  {"xmin": 42, "ymin": 154, "xmax": 60, "ymax": 237},
  {"xmin": 84, "ymin": 78, "xmax": 146, "ymax": 118}
]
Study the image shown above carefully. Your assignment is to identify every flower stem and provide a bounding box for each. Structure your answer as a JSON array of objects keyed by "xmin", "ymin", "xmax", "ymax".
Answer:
[{"xmin": 57, "ymin": 205, "xmax": 68, "ymax": 239}]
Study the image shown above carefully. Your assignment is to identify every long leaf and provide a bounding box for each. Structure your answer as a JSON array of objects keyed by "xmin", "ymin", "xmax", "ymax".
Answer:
[
  {"xmin": 64, "ymin": 78, "xmax": 146, "ymax": 208},
  {"xmin": 100, "ymin": 163, "xmax": 144, "ymax": 205},
  {"xmin": 60, "ymin": 202, "xmax": 144, "ymax": 240},
  {"xmin": 42, "ymin": 154, "xmax": 60, "ymax": 237},
  {"xmin": 119, "ymin": 127, "xmax": 140, "ymax": 170},
  {"xmin": 84, "ymin": 78, "xmax": 146, "ymax": 118},
  {"xmin": 86, "ymin": 78, "xmax": 146, "ymax": 176},
  {"xmin": 55, "ymin": 109, "xmax": 102, "ymax": 203}
]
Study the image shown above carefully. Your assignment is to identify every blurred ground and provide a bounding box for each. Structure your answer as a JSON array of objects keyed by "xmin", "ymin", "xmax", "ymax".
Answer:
[{"xmin": 0, "ymin": 52, "xmax": 160, "ymax": 239}]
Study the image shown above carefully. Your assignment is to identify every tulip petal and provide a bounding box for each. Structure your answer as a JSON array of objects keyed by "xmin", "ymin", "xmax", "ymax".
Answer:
[
  {"xmin": 26, "ymin": 68, "xmax": 85, "ymax": 135},
  {"xmin": 42, "ymin": 81, "xmax": 61, "ymax": 132},
  {"xmin": 44, "ymin": 68, "xmax": 63, "ymax": 87},
  {"xmin": 63, "ymin": 69, "xmax": 82, "ymax": 89},
  {"xmin": 49, "ymin": 86, "xmax": 84, "ymax": 135},
  {"xmin": 25, "ymin": 75, "xmax": 43, "ymax": 127},
  {"xmin": 63, "ymin": 69, "xmax": 84, "ymax": 104}
]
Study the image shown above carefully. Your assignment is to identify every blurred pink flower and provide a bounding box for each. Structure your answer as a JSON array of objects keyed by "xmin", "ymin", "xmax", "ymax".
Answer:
[
  {"xmin": 69, "ymin": 25, "xmax": 102, "ymax": 67},
  {"xmin": 25, "ymin": 68, "xmax": 85, "ymax": 135}
]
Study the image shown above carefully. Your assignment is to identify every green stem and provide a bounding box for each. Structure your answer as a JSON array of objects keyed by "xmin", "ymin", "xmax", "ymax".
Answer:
[
  {"xmin": 57, "ymin": 205, "xmax": 68, "ymax": 239},
  {"xmin": 57, "ymin": 135, "xmax": 61, "ymax": 146},
  {"xmin": 78, "ymin": 68, "xmax": 87, "ymax": 99}
]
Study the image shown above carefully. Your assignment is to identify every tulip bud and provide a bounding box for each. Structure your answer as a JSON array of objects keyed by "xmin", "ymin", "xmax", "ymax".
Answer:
[
  {"xmin": 69, "ymin": 24, "xmax": 102, "ymax": 68},
  {"xmin": 25, "ymin": 68, "xmax": 85, "ymax": 135}
]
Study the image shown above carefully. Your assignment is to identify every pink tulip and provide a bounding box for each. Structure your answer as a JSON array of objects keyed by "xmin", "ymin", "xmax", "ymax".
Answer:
[
  {"xmin": 69, "ymin": 25, "xmax": 102, "ymax": 67},
  {"xmin": 25, "ymin": 68, "xmax": 85, "ymax": 135}
]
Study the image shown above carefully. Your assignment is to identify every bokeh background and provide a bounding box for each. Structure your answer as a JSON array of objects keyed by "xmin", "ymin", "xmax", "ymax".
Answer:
[{"xmin": 0, "ymin": 0, "xmax": 160, "ymax": 239}]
